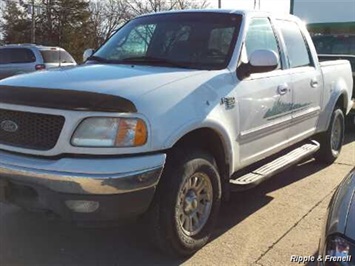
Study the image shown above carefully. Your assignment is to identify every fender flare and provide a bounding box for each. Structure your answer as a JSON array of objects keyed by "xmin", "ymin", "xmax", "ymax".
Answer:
[
  {"xmin": 317, "ymin": 88, "xmax": 349, "ymax": 133},
  {"xmin": 163, "ymin": 119, "xmax": 236, "ymax": 176}
]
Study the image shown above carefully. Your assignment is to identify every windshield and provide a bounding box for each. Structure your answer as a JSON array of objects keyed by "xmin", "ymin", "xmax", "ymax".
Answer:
[{"xmin": 92, "ymin": 12, "xmax": 242, "ymax": 70}]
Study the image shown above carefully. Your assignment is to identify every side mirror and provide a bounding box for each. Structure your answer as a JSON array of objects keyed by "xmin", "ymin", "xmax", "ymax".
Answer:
[
  {"xmin": 238, "ymin": 49, "xmax": 279, "ymax": 79},
  {"xmin": 249, "ymin": 49, "xmax": 279, "ymax": 73},
  {"xmin": 83, "ymin": 48, "xmax": 95, "ymax": 62}
]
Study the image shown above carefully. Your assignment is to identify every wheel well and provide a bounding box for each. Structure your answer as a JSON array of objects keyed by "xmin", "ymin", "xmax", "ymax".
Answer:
[
  {"xmin": 335, "ymin": 94, "xmax": 347, "ymax": 114},
  {"xmin": 172, "ymin": 128, "xmax": 229, "ymax": 181}
]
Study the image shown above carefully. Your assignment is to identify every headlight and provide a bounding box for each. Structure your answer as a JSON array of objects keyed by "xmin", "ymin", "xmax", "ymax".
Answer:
[
  {"xmin": 324, "ymin": 235, "xmax": 355, "ymax": 266},
  {"xmin": 71, "ymin": 117, "xmax": 147, "ymax": 147}
]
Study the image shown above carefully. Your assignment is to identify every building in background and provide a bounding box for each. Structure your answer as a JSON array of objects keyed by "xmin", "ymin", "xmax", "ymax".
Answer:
[
  {"xmin": 293, "ymin": 0, "xmax": 355, "ymax": 23},
  {"xmin": 292, "ymin": 0, "xmax": 355, "ymax": 34},
  {"xmin": 209, "ymin": 0, "xmax": 354, "ymax": 34}
]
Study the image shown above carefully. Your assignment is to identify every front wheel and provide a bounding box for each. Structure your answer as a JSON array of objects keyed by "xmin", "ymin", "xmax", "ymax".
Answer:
[
  {"xmin": 315, "ymin": 108, "xmax": 345, "ymax": 164},
  {"xmin": 148, "ymin": 148, "xmax": 222, "ymax": 256}
]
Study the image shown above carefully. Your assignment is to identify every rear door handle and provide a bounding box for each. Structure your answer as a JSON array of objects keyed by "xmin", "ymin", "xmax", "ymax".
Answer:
[
  {"xmin": 311, "ymin": 79, "xmax": 318, "ymax": 88},
  {"xmin": 277, "ymin": 84, "xmax": 289, "ymax": 95}
]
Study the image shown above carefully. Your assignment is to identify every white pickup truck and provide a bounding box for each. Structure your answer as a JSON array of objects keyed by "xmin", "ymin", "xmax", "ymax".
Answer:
[{"xmin": 0, "ymin": 10, "xmax": 353, "ymax": 256}]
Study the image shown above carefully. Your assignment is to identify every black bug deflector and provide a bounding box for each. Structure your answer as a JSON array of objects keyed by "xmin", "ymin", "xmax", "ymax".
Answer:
[{"xmin": 0, "ymin": 85, "xmax": 137, "ymax": 113}]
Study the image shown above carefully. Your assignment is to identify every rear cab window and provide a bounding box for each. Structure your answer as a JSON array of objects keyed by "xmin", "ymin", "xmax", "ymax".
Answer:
[
  {"xmin": 0, "ymin": 48, "xmax": 36, "ymax": 64},
  {"xmin": 277, "ymin": 20, "xmax": 314, "ymax": 68},
  {"xmin": 40, "ymin": 49, "xmax": 75, "ymax": 64}
]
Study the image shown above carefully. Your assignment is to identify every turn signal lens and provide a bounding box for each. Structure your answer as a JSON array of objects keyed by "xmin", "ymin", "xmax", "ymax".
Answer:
[{"xmin": 134, "ymin": 119, "xmax": 148, "ymax": 146}]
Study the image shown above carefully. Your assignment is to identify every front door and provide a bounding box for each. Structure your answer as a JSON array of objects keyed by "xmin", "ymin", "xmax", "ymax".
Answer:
[{"xmin": 237, "ymin": 17, "xmax": 293, "ymax": 166}]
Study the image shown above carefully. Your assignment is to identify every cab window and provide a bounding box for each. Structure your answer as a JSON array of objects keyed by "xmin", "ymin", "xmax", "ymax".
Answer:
[
  {"xmin": 278, "ymin": 20, "xmax": 313, "ymax": 68},
  {"xmin": 244, "ymin": 18, "xmax": 281, "ymax": 69}
]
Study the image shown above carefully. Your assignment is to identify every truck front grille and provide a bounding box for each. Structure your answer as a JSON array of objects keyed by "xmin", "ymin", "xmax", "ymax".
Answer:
[{"xmin": 0, "ymin": 109, "xmax": 65, "ymax": 150}]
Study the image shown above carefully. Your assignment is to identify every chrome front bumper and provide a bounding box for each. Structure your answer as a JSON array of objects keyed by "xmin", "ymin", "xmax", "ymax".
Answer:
[{"xmin": 0, "ymin": 149, "xmax": 166, "ymax": 195}]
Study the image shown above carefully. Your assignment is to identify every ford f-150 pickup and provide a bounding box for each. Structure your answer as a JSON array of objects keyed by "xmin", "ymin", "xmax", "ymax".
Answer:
[{"xmin": 0, "ymin": 10, "xmax": 353, "ymax": 256}]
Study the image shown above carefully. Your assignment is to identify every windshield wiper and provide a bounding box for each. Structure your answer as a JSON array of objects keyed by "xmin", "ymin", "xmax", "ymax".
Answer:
[
  {"xmin": 86, "ymin": 55, "xmax": 110, "ymax": 63},
  {"xmin": 87, "ymin": 55, "xmax": 200, "ymax": 69},
  {"xmin": 120, "ymin": 56, "xmax": 195, "ymax": 69}
]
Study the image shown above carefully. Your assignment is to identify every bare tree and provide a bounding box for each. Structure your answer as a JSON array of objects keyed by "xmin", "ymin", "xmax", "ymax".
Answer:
[
  {"xmin": 125, "ymin": 0, "xmax": 209, "ymax": 16},
  {"xmin": 89, "ymin": 0, "xmax": 209, "ymax": 47},
  {"xmin": 175, "ymin": 0, "xmax": 210, "ymax": 9},
  {"xmin": 89, "ymin": 0, "xmax": 129, "ymax": 47}
]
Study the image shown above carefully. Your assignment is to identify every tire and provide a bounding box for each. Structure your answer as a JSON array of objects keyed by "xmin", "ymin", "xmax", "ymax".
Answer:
[
  {"xmin": 148, "ymin": 148, "xmax": 222, "ymax": 257},
  {"xmin": 315, "ymin": 108, "xmax": 345, "ymax": 164}
]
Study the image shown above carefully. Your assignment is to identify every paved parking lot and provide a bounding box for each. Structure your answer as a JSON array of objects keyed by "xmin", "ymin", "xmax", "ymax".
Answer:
[{"xmin": 0, "ymin": 124, "xmax": 354, "ymax": 266}]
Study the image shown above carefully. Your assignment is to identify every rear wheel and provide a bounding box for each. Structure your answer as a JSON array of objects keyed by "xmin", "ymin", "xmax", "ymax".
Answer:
[
  {"xmin": 315, "ymin": 108, "xmax": 345, "ymax": 164},
  {"xmin": 148, "ymin": 148, "xmax": 221, "ymax": 256}
]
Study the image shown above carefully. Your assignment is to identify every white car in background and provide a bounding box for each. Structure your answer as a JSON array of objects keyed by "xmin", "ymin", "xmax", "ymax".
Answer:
[{"xmin": 0, "ymin": 44, "xmax": 76, "ymax": 80}]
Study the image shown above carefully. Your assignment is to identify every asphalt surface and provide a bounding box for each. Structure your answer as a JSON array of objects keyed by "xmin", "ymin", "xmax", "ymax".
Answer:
[{"xmin": 0, "ymin": 124, "xmax": 354, "ymax": 266}]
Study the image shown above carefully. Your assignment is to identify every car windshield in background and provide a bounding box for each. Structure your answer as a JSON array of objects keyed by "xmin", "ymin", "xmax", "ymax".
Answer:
[
  {"xmin": 93, "ymin": 13, "xmax": 242, "ymax": 70},
  {"xmin": 312, "ymin": 35, "xmax": 355, "ymax": 55},
  {"xmin": 0, "ymin": 48, "xmax": 36, "ymax": 64},
  {"xmin": 40, "ymin": 50, "xmax": 75, "ymax": 64}
]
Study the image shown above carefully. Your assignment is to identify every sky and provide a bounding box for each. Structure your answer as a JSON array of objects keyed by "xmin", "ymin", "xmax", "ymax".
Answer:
[
  {"xmin": 207, "ymin": 0, "xmax": 355, "ymax": 23},
  {"xmin": 207, "ymin": 0, "xmax": 291, "ymax": 14}
]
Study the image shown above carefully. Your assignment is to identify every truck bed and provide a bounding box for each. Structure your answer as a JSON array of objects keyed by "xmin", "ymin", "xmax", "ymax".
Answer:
[
  {"xmin": 319, "ymin": 59, "xmax": 354, "ymax": 114},
  {"xmin": 319, "ymin": 54, "xmax": 355, "ymax": 100}
]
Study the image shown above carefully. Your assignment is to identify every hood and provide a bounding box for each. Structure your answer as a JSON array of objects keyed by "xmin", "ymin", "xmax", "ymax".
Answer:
[
  {"xmin": 0, "ymin": 64, "xmax": 204, "ymax": 99},
  {"xmin": 0, "ymin": 64, "xmax": 206, "ymax": 112}
]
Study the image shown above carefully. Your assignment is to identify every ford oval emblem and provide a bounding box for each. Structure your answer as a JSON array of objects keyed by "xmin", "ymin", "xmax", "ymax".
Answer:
[{"xmin": 0, "ymin": 120, "xmax": 19, "ymax": 133}]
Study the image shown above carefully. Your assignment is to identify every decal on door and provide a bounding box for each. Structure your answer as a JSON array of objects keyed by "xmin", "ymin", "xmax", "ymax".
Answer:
[{"xmin": 264, "ymin": 101, "xmax": 311, "ymax": 120}]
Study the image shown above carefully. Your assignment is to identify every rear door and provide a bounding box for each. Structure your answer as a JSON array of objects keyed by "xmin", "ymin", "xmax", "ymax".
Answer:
[
  {"xmin": 0, "ymin": 48, "xmax": 37, "ymax": 79},
  {"xmin": 277, "ymin": 20, "xmax": 322, "ymax": 141}
]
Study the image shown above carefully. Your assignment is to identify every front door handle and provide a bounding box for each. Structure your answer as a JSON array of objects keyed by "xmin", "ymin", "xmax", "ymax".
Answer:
[{"xmin": 277, "ymin": 84, "xmax": 289, "ymax": 95}]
